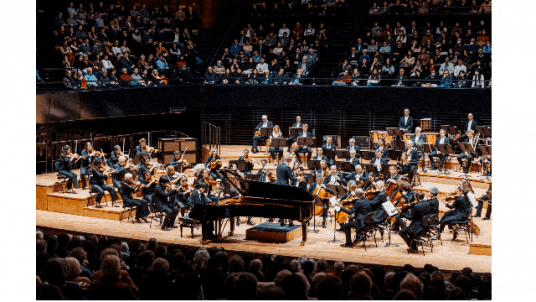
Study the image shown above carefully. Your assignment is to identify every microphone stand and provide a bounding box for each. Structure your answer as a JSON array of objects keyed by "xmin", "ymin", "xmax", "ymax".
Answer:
[{"xmin": 327, "ymin": 209, "xmax": 342, "ymax": 243}]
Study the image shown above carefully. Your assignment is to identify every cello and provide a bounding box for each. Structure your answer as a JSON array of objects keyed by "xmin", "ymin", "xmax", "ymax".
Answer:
[{"xmin": 313, "ymin": 184, "xmax": 333, "ymax": 215}]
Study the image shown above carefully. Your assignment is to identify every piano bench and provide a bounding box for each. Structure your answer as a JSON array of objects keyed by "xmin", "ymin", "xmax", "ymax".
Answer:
[{"xmin": 179, "ymin": 216, "xmax": 201, "ymax": 238}]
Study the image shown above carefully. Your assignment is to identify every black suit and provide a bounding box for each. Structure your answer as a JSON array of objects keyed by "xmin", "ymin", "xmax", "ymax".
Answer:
[
  {"xmin": 475, "ymin": 190, "xmax": 491, "ymax": 219},
  {"xmin": 347, "ymin": 157, "xmax": 360, "ymax": 167},
  {"xmin": 190, "ymin": 189, "xmax": 214, "ymax": 237},
  {"xmin": 399, "ymin": 201, "xmax": 431, "ymax": 250},
  {"xmin": 322, "ymin": 143, "xmax": 337, "ymax": 166},
  {"xmin": 370, "ymin": 190, "xmax": 388, "ymax": 223},
  {"xmin": 428, "ymin": 136, "xmax": 450, "ymax": 169},
  {"xmin": 204, "ymin": 155, "xmax": 223, "ymax": 181},
  {"xmin": 294, "ymin": 131, "xmax": 313, "ymax": 163},
  {"xmin": 58, "ymin": 155, "xmax": 78, "ymax": 189},
  {"xmin": 324, "ymin": 173, "xmax": 348, "ymax": 186},
  {"xmin": 427, "ymin": 197, "xmax": 439, "ymax": 215},
  {"xmin": 253, "ymin": 121, "xmax": 274, "ymax": 152},
  {"xmin": 392, "ymin": 189, "xmax": 415, "ymax": 230},
  {"xmin": 398, "ymin": 116, "xmax": 414, "ymax": 132},
  {"xmin": 135, "ymin": 144, "xmax": 156, "ymax": 157},
  {"xmin": 402, "ymin": 147, "xmax": 419, "ymax": 181},
  {"xmin": 274, "ymin": 163, "xmax": 297, "ymax": 186},
  {"xmin": 370, "ymin": 157, "xmax": 387, "ymax": 177},
  {"xmin": 346, "ymin": 145, "xmax": 362, "ymax": 159},
  {"xmin": 313, "ymin": 155, "xmax": 328, "ymax": 162},
  {"xmin": 439, "ymin": 196, "xmax": 472, "ymax": 232},
  {"xmin": 237, "ymin": 156, "xmax": 253, "ymax": 174},
  {"xmin": 122, "ymin": 181, "xmax": 149, "ymax": 219},
  {"xmin": 345, "ymin": 170, "xmax": 368, "ymax": 183},
  {"xmin": 410, "ymin": 134, "xmax": 426, "ymax": 147},
  {"xmin": 340, "ymin": 197, "xmax": 372, "ymax": 244},
  {"xmin": 80, "ymin": 149, "xmax": 93, "ymax": 188},
  {"xmin": 288, "ymin": 122, "xmax": 305, "ymax": 151},
  {"xmin": 308, "ymin": 182, "xmax": 334, "ymax": 224},
  {"xmin": 89, "ymin": 167, "xmax": 118, "ymax": 205},
  {"xmin": 457, "ymin": 136, "xmax": 479, "ymax": 173},
  {"xmin": 154, "ymin": 184, "xmax": 179, "ymax": 228}
]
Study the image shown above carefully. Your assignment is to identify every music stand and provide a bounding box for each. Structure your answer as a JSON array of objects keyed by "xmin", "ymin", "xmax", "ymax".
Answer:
[
  {"xmin": 388, "ymin": 149, "xmax": 402, "ymax": 161},
  {"xmin": 336, "ymin": 150, "xmax": 350, "ymax": 159},
  {"xmin": 419, "ymin": 144, "xmax": 432, "ymax": 173},
  {"xmin": 393, "ymin": 141, "xmax": 406, "ymax": 151},
  {"xmin": 307, "ymin": 160, "xmax": 322, "ymax": 171},
  {"xmin": 482, "ymin": 126, "xmax": 491, "ymax": 137},
  {"xmin": 272, "ymin": 138, "xmax": 289, "ymax": 148},
  {"xmin": 381, "ymin": 164, "xmax": 395, "ymax": 176},
  {"xmin": 361, "ymin": 151, "xmax": 372, "ymax": 161},
  {"xmin": 447, "ymin": 126, "xmax": 459, "ymax": 137},
  {"xmin": 335, "ymin": 162, "xmax": 354, "ymax": 173},
  {"xmin": 259, "ymin": 127, "xmax": 273, "ymax": 137},
  {"xmin": 479, "ymin": 146, "xmax": 491, "ymax": 180},
  {"xmin": 289, "ymin": 127, "xmax": 302, "ymax": 138},
  {"xmin": 229, "ymin": 160, "xmax": 250, "ymax": 172},
  {"xmin": 381, "ymin": 202, "xmax": 400, "ymax": 248},
  {"xmin": 363, "ymin": 164, "xmax": 378, "ymax": 176},
  {"xmin": 297, "ymin": 137, "xmax": 315, "ymax": 146},
  {"xmin": 311, "ymin": 195, "xmax": 324, "ymax": 234},
  {"xmin": 329, "ymin": 185, "xmax": 347, "ymax": 197},
  {"xmin": 305, "ymin": 172, "xmax": 316, "ymax": 184}
]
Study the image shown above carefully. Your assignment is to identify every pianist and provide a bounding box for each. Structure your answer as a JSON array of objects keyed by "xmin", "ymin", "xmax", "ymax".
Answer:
[{"xmin": 190, "ymin": 184, "xmax": 215, "ymax": 240}]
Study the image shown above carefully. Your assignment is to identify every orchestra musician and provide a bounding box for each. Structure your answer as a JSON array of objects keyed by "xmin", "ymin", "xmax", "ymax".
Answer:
[
  {"xmin": 370, "ymin": 151, "xmax": 387, "ymax": 177},
  {"xmin": 398, "ymin": 191, "xmax": 431, "ymax": 253},
  {"xmin": 90, "ymin": 157, "xmax": 119, "ymax": 207},
  {"xmin": 268, "ymin": 125, "xmax": 284, "ymax": 162},
  {"xmin": 410, "ymin": 127, "xmax": 426, "ymax": 158},
  {"xmin": 288, "ymin": 115, "xmax": 305, "ymax": 152},
  {"xmin": 346, "ymin": 138, "xmax": 362, "ymax": 159},
  {"xmin": 257, "ymin": 159, "xmax": 272, "ymax": 182},
  {"xmin": 80, "ymin": 142, "xmax": 96, "ymax": 189},
  {"xmin": 274, "ymin": 156, "xmax": 298, "ymax": 227},
  {"xmin": 473, "ymin": 184, "xmax": 491, "ymax": 220},
  {"xmin": 402, "ymin": 140, "xmax": 419, "ymax": 182},
  {"xmin": 154, "ymin": 176, "xmax": 179, "ymax": 231},
  {"xmin": 58, "ymin": 145, "xmax": 79, "ymax": 193},
  {"xmin": 334, "ymin": 181, "xmax": 357, "ymax": 227},
  {"xmin": 427, "ymin": 187, "xmax": 440, "ymax": 216},
  {"xmin": 428, "ymin": 128, "xmax": 450, "ymax": 171},
  {"xmin": 457, "ymin": 129, "xmax": 479, "ymax": 174},
  {"xmin": 121, "ymin": 173, "xmax": 150, "ymax": 223},
  {"xmin": 383, "ymin": 165, "xmax": 400, "ymax": 185},
  {"xmin": 135, "ymin": 138, "xmax": 160, "ymax": 157},
  {"xmin": 313, "ymin": 148, "xmax": 328, "ymax": 162},
  {"xmin": 459, "ymin": 113, "xmax": 478, "ymax": 141},
  {"xmin": 196, "ymin": 169, "xmax": 215, "ymax": 193},
  {"xmin": 109, "ymin": 145, "xmax": 123, "ymax": 167},
  {"xmin": 315, "ymin": 159, "xmax": 329, "ymax": 178},
  {"xmin": 238, "ymin": 149, "xmax": 254, "ymax": 174},
  {"xmin": 345, "ymin": 164, "xmax": 369, "ymax": 184},
  {"xmin": 190, "ymin": 183, "xmax": 215, "ymax": 240},
  {"xmin": 292, "ymin": 166, "xmax": 308, "ymax": 189},
  {"xmin": 294, "ymin": 124, "xmax": 313, "ymax": 164},
  {"xmin": 112, "ymin": 156, "xmax": 135, "ymax": 198},
  {"xmin": 138, "ymin": 155, "xmax": 159, "ymax": 180},
  {"xmin": 369, "ymin": 181, "xmax": 388, "ymax": 224},
  {"xmin": 347, "ymin": 150, "xmax": 360, "ymax": 166},
  {"xmin": 252, "ymin": 115, "xmax": 274, "ymax": 153},
  {"xmin": 309, "ymin": 175, "xmax": 336, "ymax": 228},
  {"xmin": 324, "ymin": 165, "xmax": 348, "ymax": 186},
  {"xmin": 398, "ymin": 108, "xmax": 414, "ymax": 132},
  {"xmin": 339, "ymin": 188, "xmax": 372, "ymax": 247},
  {"xmin": 438, "ymin": 187, "xmax": 473, "ymax": 240},
  {"xmin": 375, "ymin": 138, "xmax": 390, "ymax": 160},
  {"xmin": 362, "ymin": 172, "xmax": 377, "ymax": 191},
  {"xmin": 141, "ymin": 171, "xmax": 157, "ymax": 214},
  {"xmin": 322, "ymin": 136, "xmax": 337, "ymax": 166},
  {"xmin": 390, "ymin": 181, "xmax": 415, "ymax": 232},
  {"xmin": 170, "ymin": 151, "xmax": 190, "ymax": 172},
  {"xmin": 205, "ymin": 148, "xmax": 223, "ymax": 181},
  {"xmin": 175, "ymin": 177, "xmax": 193, "ymax": 217}
]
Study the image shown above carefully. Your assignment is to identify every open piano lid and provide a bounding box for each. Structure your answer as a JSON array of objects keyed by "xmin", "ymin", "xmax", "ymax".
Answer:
[{"xmin": 219, "ymin": 169, "xmax": 314, "ymax": 203}]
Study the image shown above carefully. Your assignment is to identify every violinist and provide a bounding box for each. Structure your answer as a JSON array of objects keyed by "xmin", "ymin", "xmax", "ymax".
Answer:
[
  {"xmin": 175, "ymin": 178, "xmax": 193, "ymax": 217},
  {"xmin": 362, "ymin": 172, "xmax": 377, "ymax": 191},
  {"xmin": 322, "ymin": 136, "xmax": 337, "ymax": 166},
  {"xmin": 402, "ymin": 140, "xmax": 419, "ymax": 182},
  {"xmin": 154, "ymin": 176, "xmax": 179, "ymax": 231},
  {"xmin": 196, "ymin": 168, "xmax": 215, "ymax": 193},
  {"xmin": 398, "ymin": 191, "xmax": 430, "ymax": 253},
  {"xmin": 314, "ymin": 159, "xmax": 329, "ymax": 178},
  {"xmin": 121, "ymin": 173, "xmax": 150, "ymax": 223},
  {"xmin": 339, "ymin": 188, "xmax": 372, "ymax": 248},
  {"xmin": 252, "ymin": 115, "xmax": 274, "ymax": 153},
  {"xmin": 345, "ymin": 164, "xmax": 368, "ymax": 184},
  {"xmin": 428, "ymin": 128, "xmax": 450, "ymax": 171},
  {"xmin": 170, "ymin": 151, "xmax": 190, "ymax": 172},
  {"xmin": 287, "ymin": 115, "xmax": 305, "ymax": 152},
  {"xmin": 135, "ymin": 138, "xmax": 160, "ymax": 157},
  {"xmin": 439, "ymin": 187, "xmax": 472, "ymax": 240},
  {"xmin": 294, "ymin": 123, "xmax": 313, "ymax": 164},
  {"xmin": 427, "ymin": 187, "xmax": 440, "ymax": 215},
  {"xmin": 346, "ymin": 138, "xmax": 362, "ymax": 158},
  {"xmin": 164, "ymin": 165, "xmax": 183, "ymax": 185},
  {"xmin": 474, "ymin": 184, "xmax": 491, "ymax": 220},
  {"xmin": 141, "ymin": 171, "xmax": 157, "ymax": 214},
  {"xmin": 109, "ymin": 145, "xmax": 123, "ymax": 167},
  {"xmin": 138, "ymin": 155, "xmax": 158, "ymax": 180},
  {"xmin": 90, "ymin": 157, "xmax": 119, "ymax": 208},
  {"xmin": 205, "ymin": 148, "xmax": 223, "ymax": 181},
  {"xmin": 457, "ymin": 129, "xmax": 479, "ymax": 174},
  {"xmin": 347, "ymin": 149, "xmax": 360, "ymax": 166},
  {"xmin": 257, "ymin": 159, "xmax": 270, "ymax": 182},
  {"xmin": 80, "ymin": 142, "xmax": 96, "ymax": 189},
  {"xmin": 313, "ymin": 148, "xmax": 328, "ymax": 162},
  {"xmin": 375, "ymin": 138, "xmax": 390, "ymax": 160},
  {"xmin": 190, "ymin": 184, "xmax": 215, "ymax": 239},
  {"xmin": 370, "ymin": 151, "xmax": 387, "ymax": 177},
  {"xmin": 268, "ymin": 125, "xmax": 284, "ymax": 162},
  {"xmin": 391, "ymin": 181, "xmax": 415, "ymax": 232},
  {"xmin": 112, "ymin": 156, "xmax": 130, "ymax": 197},
  {"xmin": 208, "ymin": 182, "xmax": 225, "ymax": 203},
  {"xmin": 324, "ymin": 165, "xmax": 348, "ymax": 186},
  {"xmin": 369, "ymin": 181, "xmax": 388, "ymax": 224},
  {"xmin": 308, "ymin": 173, "xmax": 335, "ymax": 228},
  {"xmin": 238, "ymin": 149, "xmax": 254, "ymax": 174},
  {"xmin": 58, "ymin": 145, "xmax": 79, "ymax": 193},
  {"xmin": 292, "ymin": 166, "xmax": 308, "ymax": 189}
]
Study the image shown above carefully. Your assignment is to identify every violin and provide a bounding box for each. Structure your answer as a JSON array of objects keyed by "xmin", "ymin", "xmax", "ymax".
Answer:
[
  {"xmin": 142, "ymin": 145, "xmax": 160, "ymax": 153},
  {"xmin": 89, "ymin": 150, "xmax": 104, "ymax": 157},
  {"xmin": 145, "ymin": 175, "xmax": 159, "ymax": 185},
  {"xmin": 210, "ymin": 158, "xmax": 222, "ymax": 170}
]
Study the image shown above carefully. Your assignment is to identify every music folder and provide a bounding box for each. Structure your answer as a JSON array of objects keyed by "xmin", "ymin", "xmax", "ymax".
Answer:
[
  {"xmin": 289, "ymin": 127, "xmax": 302, "ymax": 138},
  {"xmin": 271, "ymin": 138, "xmax": 288, "ymax": 148},
  {"xmin": 259, "ymin": 127, "xmax": 273, "ymax": 137},
  {"xmin": 336, "ymin": 150, "xmax": 350, "ymax": 159},
  {"xmin": 423, "ymin": 143, "xmax": 433, "ymax": 153},
  {"xmin": 447, "ymin": 126, "xmax": 459, "ymax": 136},
  {"xmin": 297, "ymin": 137, "xmax": 315, "ymax": 146},
  {"xmin": 335, "ymin": 161, "xmax": 354, "ymax": 173},
  {"xmin": 306, "ymin": 160, "xmax": 322, "ymax": 171},
  {"xmin": 382, "ymin": 201, "xmax": 399, "ymax": 217},
  {"xmin": 229, "ymin": 160, "xmax": 248, "ymax": 171}
]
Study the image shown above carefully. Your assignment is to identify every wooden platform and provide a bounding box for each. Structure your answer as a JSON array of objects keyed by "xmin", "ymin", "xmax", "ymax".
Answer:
[{"xmin": 246, "ymin": 222, "xmax": 303, "ymax": 243}]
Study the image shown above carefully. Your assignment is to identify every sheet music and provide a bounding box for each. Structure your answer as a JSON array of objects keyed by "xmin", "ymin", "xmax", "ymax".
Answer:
[
  {"xmin": 467, "ymin": 192, "xmax": 478, "ymax": 208},
  {"xmin": 382, "ymin": 201, "xmax": 399, "ymax": 217},
  {"xmin": 329, "ymin": 197, "xmax": 340, "ymax": 211}
]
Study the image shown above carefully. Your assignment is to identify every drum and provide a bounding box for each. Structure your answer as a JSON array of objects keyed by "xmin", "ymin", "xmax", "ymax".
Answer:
[
  {"xmin": 402, "ymin": 133, "xmax": 412, "ymax": 143},
  {"xmin": 371, "ymin": 130, "xmax": 393, "ymax": 145},
  {"xmin": 424, "ymin": 132, "xmax": 439, "ymax": 145},
  {"xmin": 420, "ymin": 119, "xmax": 432, "ymax": 131}
]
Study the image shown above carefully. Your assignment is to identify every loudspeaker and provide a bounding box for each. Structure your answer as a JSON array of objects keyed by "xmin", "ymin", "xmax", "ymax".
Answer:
[
  {"xmin": 164, "ymin": 152, "xmax": 196, "ymax": 164},
  {"xmin": 159, "ymin": 137, "xmax": 198, "ymax": 163}
]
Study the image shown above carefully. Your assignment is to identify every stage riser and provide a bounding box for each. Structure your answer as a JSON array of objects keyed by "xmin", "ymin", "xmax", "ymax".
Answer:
[
  {"xmin": 36, "ymin": 185, "xmax": 53, "ymax": 211},
  {"xmin": 469, "ymin": 244, "xmax": 492, "ymax": 256}
]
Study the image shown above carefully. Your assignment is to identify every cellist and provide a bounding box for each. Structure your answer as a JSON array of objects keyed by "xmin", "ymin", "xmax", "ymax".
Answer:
[
  {"xmin": 308, "ymin": 173, "xmax": 335, "ymax": 228},
  {"xmin": 383, "ymin": 165, "xmax": 400, "ymax": 193},
  {"xmin": 333, "ymin": 181, "xmax": 358, "ymax": 228}
]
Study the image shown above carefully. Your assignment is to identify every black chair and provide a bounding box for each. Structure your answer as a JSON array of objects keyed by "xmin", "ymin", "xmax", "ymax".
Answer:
[
  {"xmin": 54, "ymin": 161, "xmax": 70, "ymax": 193},
  {"xmin": 410, "ymin": 213, "xmax": 441, "ymax": 256},
  {"xmin": 149, "ymin": 208, "xmax": 167, "ymax": 229},
  {"xmin": 120, "ymin": 203, "xmax": 136, "ymax": 224},
  {"xmin": 354, "ymin": 212, "xmax": 379, "ymax": 251},
  {"xmin": 178, "ymin": 216, "xmax": 201, "ymax": 238},
  {"xmin": 450, "ymin": 209, "xmax": 473, "ymax": 244}
]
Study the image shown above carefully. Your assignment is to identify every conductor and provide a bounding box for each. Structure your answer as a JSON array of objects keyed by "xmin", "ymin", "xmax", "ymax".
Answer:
[{"xmin": 274, "ymin": 155, "xmax": 298, "ymax": 227}]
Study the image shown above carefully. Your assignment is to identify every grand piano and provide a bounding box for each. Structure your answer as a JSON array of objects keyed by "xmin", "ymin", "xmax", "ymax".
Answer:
[{"xmin": 188, "ymin": 169, "xmax": 315, "ymax": 245}]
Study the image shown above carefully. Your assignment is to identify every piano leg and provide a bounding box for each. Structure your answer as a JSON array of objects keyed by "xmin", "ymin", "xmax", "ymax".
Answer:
[
  {"xmin": 229, "ymin": 217, "xmax": 235, "ymax": 236},
  {"xmin": 301, "ymin": 222, "xmax": 307, "ymax": 246}
]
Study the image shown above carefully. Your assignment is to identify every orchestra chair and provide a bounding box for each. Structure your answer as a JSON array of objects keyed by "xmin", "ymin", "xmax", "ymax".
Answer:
[
  {"xmin": 149, "ymin": 207, "xmax": 167, "ymax": 228},
  {"xmin": 353, "ymin": 212, "xmax": 380, "ymax": 251},
  {"xmin": 87, "ymin": 186, "xmax": 111, "ymax": 208},
  {"xmin": 449, "ymin": 209, "xmax": 474, "ymax": 244},
  {"xmin": 53, "ymin": 161, "xmax": 70, "ymax": 193},
  {"xmin": 178, "ymin": 216, "xmax": 201, "ymax": 238},
  {"xmin": 119, "ymin": 203, "xmax": 136, "ymax": 224},
  {"xmin": 409, "ymin": 213, "xmax": 441, "ymax": 256}
]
